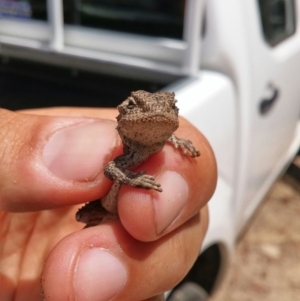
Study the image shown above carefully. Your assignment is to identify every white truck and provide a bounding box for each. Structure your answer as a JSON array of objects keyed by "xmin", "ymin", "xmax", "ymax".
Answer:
[{"xmin": 1, "ymin": 0, "xmax": 300, "ymax": 300}]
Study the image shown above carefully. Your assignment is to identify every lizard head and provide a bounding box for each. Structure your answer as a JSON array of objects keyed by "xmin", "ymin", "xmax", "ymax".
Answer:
[{"xmin": 116, "ymin": 90, "xmax": 179, "ymax": 150}]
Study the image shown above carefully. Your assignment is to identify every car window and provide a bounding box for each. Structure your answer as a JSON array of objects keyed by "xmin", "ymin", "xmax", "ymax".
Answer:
[
  {"xmin": 63, "ymin": 0, "xmax": 185, "ymax": 39},
  {"xmin": 0, "ymin": 0, "xmax": 47, "ymax": 21},
  {"xmin": 258, "ymin": 0, "xmax": 296, "ymax": 46}
]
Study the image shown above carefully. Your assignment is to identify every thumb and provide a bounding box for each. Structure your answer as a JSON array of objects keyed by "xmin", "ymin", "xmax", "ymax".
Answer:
[{"xmin": 0, "ymin": 108, "xmax": 119, "ymax": 212}]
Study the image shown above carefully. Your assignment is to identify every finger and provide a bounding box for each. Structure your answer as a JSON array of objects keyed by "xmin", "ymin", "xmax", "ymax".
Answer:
[
  {"xmin": 20, "ymin": 107, "xmax": 118, "ymax": 120},
  {"xmin": 118, "ymin": 118, "xmax": 216, "ymax": 241},
  {"xmin": 0, "ymin": 108, "xmax": 121, "ymax": 212},
  {"xmin": 42, "ymin": 208, "xmax": 208, "ymax": 301}
]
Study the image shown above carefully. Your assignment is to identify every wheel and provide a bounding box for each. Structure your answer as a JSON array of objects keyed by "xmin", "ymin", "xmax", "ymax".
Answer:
[{"xmin": 167, "ymin": 282, "xmax": 209, "ymax": 301}]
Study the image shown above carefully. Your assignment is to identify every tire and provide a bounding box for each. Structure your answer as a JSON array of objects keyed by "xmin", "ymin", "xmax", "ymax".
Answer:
[{"xmin": 167, "ymin": 282, "xmax": 209, "ymax": 301}]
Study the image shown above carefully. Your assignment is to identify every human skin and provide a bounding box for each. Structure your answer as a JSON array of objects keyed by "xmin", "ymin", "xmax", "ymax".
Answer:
[{"xmin": 0, "ymin": 107, "xmax": 217, "ymax": 301}]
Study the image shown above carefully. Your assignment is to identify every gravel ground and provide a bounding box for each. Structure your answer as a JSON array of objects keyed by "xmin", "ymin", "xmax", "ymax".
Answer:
[{"xmin": 209, "ymin": 157, "xmax": 300, "ymax": 301}]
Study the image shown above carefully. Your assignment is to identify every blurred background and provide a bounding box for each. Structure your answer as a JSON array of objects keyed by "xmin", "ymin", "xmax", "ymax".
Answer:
[{"xmin": 0, "ymin": 0, "xmax": 185, "ymax": 110}]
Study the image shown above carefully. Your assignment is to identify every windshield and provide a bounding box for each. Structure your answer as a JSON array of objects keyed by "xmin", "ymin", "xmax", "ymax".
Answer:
[{"xmin": 63, "ymin": 0, "xmax": 185, "ymax": 39}]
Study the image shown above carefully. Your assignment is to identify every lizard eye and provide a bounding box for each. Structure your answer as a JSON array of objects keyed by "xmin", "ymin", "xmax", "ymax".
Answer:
[{"xmin": 127, "ymin": 100, "xmax": 135, "ymax": 109}]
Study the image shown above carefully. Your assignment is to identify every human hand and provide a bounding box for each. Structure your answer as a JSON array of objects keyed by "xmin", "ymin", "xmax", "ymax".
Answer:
[{"xmin": 0, "ymin": 107, "xmax": 217, "ymax": 301}]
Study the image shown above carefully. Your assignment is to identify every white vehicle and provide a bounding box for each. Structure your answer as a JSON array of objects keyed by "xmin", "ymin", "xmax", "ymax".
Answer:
[{"xmin": 1, "ymin": 0, "xmax": 300, "ymax": 300}]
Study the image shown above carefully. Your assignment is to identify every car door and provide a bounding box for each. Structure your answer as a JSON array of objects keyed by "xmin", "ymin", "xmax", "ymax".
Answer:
[{"xmin": 237, "ymin": 0, "xmax": 300, "ymax": 225}]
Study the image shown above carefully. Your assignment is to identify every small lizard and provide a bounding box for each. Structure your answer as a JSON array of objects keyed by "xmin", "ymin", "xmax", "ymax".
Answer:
[{"xmin": 76, "ymin": 90, "xmax": 200, "ymax": 227}]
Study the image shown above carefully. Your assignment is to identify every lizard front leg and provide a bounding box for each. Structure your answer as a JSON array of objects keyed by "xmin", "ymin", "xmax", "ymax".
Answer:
[
  {"xmin": 168, "ymin": 134, "xmax": 200, "ymax": 157},
  {"xmin": 104, "ymin": 152, "xmax": 162, "ymax": 192}
]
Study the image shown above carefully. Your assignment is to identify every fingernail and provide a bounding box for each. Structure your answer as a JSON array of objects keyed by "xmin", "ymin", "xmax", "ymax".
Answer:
[
  {"xmin": 74, "ymin": 248, "xmax": 127, "ymax": 301},
  {"xmin": 43, "ymin": 120, "xmax": 117, "ymax": 181},
  {"xmin": 154, "ymin": 171, "xmax": 189, "ymax": 234}
]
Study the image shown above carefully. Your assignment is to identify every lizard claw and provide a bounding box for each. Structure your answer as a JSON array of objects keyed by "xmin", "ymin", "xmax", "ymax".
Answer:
[
  {"xmin": 168, "ymin": 135, "xmax": 200, "ymax": 157},
  {"xmin": 129, "ymin": 173, "xmax": 162, "ymax": 192},
  {"xmin": 179, "ymin": 139, "xmax": 200, "ymax": 157}
]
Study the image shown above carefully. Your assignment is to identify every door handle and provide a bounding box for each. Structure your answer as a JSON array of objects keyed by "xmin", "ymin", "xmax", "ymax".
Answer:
[{"xmin": 259, "ymin": 85, "xmax": 279, "ymax": 115}]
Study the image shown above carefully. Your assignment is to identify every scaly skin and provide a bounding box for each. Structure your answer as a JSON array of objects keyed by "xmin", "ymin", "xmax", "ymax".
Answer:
[{"xmin": 76, "ymin": 90, "xmax": 200, "ymax": 227}]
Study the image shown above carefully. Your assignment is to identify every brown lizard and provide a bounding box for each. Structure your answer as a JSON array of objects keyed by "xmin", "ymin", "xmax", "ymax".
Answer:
[{"xmin": 76, "ymin": 90, "xmax": 200, "ymax": 227}]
